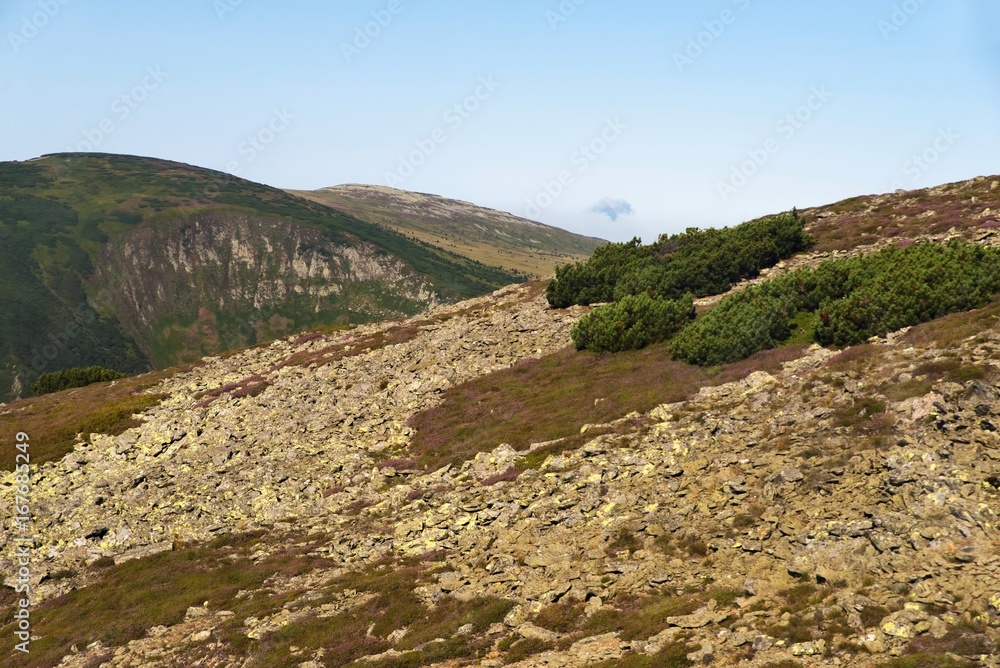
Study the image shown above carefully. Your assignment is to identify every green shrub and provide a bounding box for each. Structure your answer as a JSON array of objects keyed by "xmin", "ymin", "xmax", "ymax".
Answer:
[
  {"xmin": 812, "ymin": 242, "xmax": 1000, "ymax": 346},
  {"xmin": 547, "ymin": 238, "xmax": 652, "ymax": 308},
  {"xmin": 571, "ymin": 294, "xmax": 694, "ymax": 352},
  {"xmin": 32, "ymin": 366, "xmax": 127, "ymax": 396},
  {"xmin": 669, "ymin": 289, "xmax": 793, "ymax": 365},
  {"xmin": 671, "ymin": 241, "xmax": 1000, "ymax": 366},
  {"xmin": 547, "ymin": 211, "xmax": 811, "ymax": 308}
]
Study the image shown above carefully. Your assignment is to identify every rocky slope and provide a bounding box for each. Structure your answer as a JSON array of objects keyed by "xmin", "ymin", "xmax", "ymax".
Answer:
[
  {"xmin": 2, "ymin": 226, "xmax": 1000, "ymax": 666},
  {"xmin": 290, "ymin": 185, "xmax": 605, "ymax": 277}
]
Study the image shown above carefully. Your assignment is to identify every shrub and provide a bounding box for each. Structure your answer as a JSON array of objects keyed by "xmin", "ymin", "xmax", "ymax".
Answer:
[
  {"xmin": 547, "ymin": 211, "xmax": 811, "ymax": 308},
  {"xmin": 32, "ymin": 366, "xmax": 126, "ymax": 396},
  {"xmin": 672, "ymin": 241, "xmax": 1000, "ymax": 366},
  {"xmin": 546, "ymin": 238, "xmax": 651, "ymax": 308},
  {"xmin": 669, "ymin": 288, "xmax": 794, "ymax": 365},
  {"xmin": 572, "ymin": 294, "xmax": 694, "ymax": 352}
]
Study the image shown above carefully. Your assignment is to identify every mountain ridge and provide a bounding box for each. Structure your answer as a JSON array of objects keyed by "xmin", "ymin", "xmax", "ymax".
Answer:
[
  {"xmin": 0, "ymin": 153, "xmax": 553, "ymax": 401},
  {"xmin": 290, "ymin": 183, "xmax": 605, "ymax": 277}
]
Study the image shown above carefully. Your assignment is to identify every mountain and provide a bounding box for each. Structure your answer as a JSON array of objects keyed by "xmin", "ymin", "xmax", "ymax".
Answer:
[
  {"xmin": 290, "ymin": 184, "xmax": 605, "ymax": 277},
  {"xmin": 1, "ymin": 176, "xmax": 999, "ymax": 667},
  {"xmin": 0, "ymin": 154, "xmax": 538, "ymax": 402}
]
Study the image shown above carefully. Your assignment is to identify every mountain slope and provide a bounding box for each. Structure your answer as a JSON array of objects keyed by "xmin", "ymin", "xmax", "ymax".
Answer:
[
  {"xmin": 0, "ymin": 153, "xmax": 527, "ymax": 401},
  {"xmin": 4, "ymin": 175, "xmax": 1000, "ymax": 667},
  {"xmin": 799, "ymin": 174, "xmax": 1000, "ymax": 251},
  {"xmin": 1, "ymin": 273, "xmax": 999, "ymax": 667},
  {"xmin": 290, "ymin": 184, "xmax": 605, "ymax": 276}
]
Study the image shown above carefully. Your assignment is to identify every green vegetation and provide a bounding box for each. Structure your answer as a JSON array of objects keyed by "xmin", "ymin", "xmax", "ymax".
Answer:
[
  {"xmin": 0, "ymin": 153, "xmax": 527, "ymax": 401},
  {"xmin": 546, "ymin": 211, "xmax": 810, "ymax": 308},
  {"xmin": 406, "ymin": 343, "xmax": 806, "ymax": 472},
  {"xmin": 571, "ymin": 293, "xmax": 694, "ymax": 352},
  {"xmin": 550, "ymin": 206, "xmax": 1000, "ymax": 364},
  {"xmin": 0, "ymin": 531, "xmax": 333, "ymax": 668},
  {"xmin": 670, "ymin": 241, "xmax": 1000, "ymax": 365},
  {"xmin": 0, "ymin": 367, "xmax": 179, "ymax": 471},
  {"xmin": 31, "ymin": 365, "xmax": 126, "ymax": 396}
]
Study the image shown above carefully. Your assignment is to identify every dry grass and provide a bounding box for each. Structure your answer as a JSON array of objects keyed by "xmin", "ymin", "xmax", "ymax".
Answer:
[
  {"xmin": 193, "ymin": 373, "xmax": 272, "ymax": 408},
  {"xmin": 901, "ymin": 296, "xmax": 1000, "ymax": 348},
  {"xmin": 229, "ymin": 558, "xmax": 515, "ymax": 668},
  {"xmin": 583, "ymin": 593, "xmax": 702, "ymax": 641},
  {"xmin": 408, "ymin": 343, "xmax": 808, "ymax": 471},
  {"xmin": 800, "ymin": 175, "xmax": 1000, "ymax": 253},
  {"xmin": 0, "ymin": 531, "xmax": 335, "ymax": 668},
  {"xmin": 591, "ymin": 641, "xmax": 696, "ymax": 668},
  {"xmin": 0, "ymin": 367, "xmax": 180, "ymax": 470}
]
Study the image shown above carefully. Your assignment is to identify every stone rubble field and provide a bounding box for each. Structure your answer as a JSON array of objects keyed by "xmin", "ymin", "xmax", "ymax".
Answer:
[{"xmin": 3, "ymin": 246, "xmax": 1000, "ymax": 667}]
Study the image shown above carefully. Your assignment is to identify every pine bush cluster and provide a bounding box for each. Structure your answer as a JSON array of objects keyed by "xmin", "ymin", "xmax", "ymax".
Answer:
[
  {"xmin": 571, "ymin": 293, "xmax": 694, "ymax": 353},
  {"xmin": 547, "ymin": 211, "xmax": 811, "ymax": 309},
  {"xmin": 32, "ymin": 366, "xmax": 126, "ymax": 396},
  {"xmin": 669, "ymin": 241, "xmax": 1000, "ymax": 364}
]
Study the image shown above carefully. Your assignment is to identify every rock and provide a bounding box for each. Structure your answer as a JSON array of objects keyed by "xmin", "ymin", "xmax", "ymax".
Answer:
[
  {"xmin": 862, "ymin": 632, "xmax": 889, "ymax": 654},
  {"xmin": 686, "ymin": 640, "xmax": 714, "ymax": 663},
  {"xmin": 778, "ymin": 468, "xmax": 804, "ymax": 483},
  {"xmin": 787, "ymin": 555, "xmax": 815, "ymax": 578},
  {"xmin": 665, "ymin": 606, "xmax": 724, "ymax": 629},
  {"xmin": 789, "ymin": 639, "xmax": 826, "ymax": 656},
  {"xmin": 566, "ymin": 633, "xmax": 623, "ymax": 663},
  {"xmin": 516, "ymin": 623, "xmax": 560, "ymax": 643},
  {"xmin": 185, "ymin": 605, "xmax": 210, "ymax": 620}
]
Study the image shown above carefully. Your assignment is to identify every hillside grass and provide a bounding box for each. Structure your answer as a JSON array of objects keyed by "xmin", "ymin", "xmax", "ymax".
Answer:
[
  {"xmin": 801, "ymin": 175, "xmax": 1000, "ymax": 253},
  {"xmin": 0, "ymin": 531, "xmax": 335, "ymax": 668},
  {"xmin": 0, "ymin": 368, "xmax": 183, "ymax": 471},
  {"xmin": 291, "ymin": 187, "xmax": 602, "ymax": 277},
  {"xmin": 408, "ymin": 343, "xmax": 808, "ymax": 471}
]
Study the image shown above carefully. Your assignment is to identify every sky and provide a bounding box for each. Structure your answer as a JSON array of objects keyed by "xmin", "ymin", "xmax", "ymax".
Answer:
[{"xmin": 2, "ymin": 0, "xmax": 998, "ymax": 242}]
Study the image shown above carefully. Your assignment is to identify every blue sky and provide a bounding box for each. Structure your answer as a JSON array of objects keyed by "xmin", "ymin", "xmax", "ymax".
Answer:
[{"xmin": 2, "ymin": 0, "xmax": 998, "ymax": 241}]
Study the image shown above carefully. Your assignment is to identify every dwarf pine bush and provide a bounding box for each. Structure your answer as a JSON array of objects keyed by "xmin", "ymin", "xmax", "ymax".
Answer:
[
  {"xmin": 547, "ymin": 211, "xmax": 811, "ymax": 308},
  {"xmin": 571, "ymin": 293, "xmax": 694, "ymax": 352},
  {"xmin": 32, "ymin": 366, "xmax": 126, "ymax": 396},
  {"xmin": 670, "ymin": 241, "xmax": 1000, "ymax": 364}
]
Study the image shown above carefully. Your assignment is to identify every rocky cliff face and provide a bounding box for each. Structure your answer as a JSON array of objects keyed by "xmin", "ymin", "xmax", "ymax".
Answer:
[
  {"xmin": 91, "ymin": 211, "xmax": 439, "ymax": 367},
  {"xmin": 2, "ymin": 244, "xmax": 1000, "ymax": 666}
]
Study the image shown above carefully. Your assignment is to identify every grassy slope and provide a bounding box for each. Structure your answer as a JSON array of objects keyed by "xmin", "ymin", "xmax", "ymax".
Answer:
[
  {"xmin": 2, "ymin": 298, "xmax": 997, "ymax": 667},
  {"xmin": 796, "ymin": 175, "xmax": 1000, "ymax": 252},
  {"xmin": 0, "ymin": 154, "xmax": 526, "ymax": 399},
  {"xmin": 291, "ymin": 184, "xmax": 605, "ymax": 277}
]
